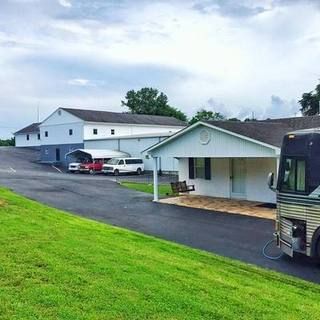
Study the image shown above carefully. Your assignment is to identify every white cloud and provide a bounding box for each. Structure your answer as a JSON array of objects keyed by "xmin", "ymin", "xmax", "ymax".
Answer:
[
  {"xmin": 0, "ymin": 0, "xmax": 320, "ymax": 138},
  {"xmin": 58, "ymin": 0, "xmax": 72, "ymax": 8},
  {"xmin": 68, "ymin": 78, "xmax": 90, "ymax": 86}
]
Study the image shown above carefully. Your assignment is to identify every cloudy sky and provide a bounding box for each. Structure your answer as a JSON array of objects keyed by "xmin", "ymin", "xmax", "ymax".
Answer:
[{"xmin": 1, "ymin": 0, "xmax": 320, "ymax": 138}]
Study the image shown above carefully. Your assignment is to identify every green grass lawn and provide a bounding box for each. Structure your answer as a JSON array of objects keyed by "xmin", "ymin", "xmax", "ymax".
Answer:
[
  {"xmin": 120, "ymin": 181, "xmax": 173, "ymax": 197},
  {"xmin": 0, "ymin": 187, "xmax": 320, "ymax": 320}
]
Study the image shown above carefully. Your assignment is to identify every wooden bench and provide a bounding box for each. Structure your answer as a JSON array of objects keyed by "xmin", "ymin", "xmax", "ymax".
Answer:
[{"xmin": 170, "ymin": 181, "xmax": 195, "ymax": 194}]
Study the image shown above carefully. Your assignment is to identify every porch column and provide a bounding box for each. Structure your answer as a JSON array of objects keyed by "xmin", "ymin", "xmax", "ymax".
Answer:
[{"xmin": 153, "ymin": 157, "xmax": 159, "ymax": 202}]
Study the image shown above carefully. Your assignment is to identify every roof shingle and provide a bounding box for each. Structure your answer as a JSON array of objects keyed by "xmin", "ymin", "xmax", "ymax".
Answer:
[
  {"xmin": 206, "ymin": 115, "xmax": 320, "ymax": 147},
  {"xmin": 14, "ymin": 123, "xmax": 41, "ymax": 135},
  {"xmin": 62, "ymin": 108, "xmax": 186, "ymax": 126}
]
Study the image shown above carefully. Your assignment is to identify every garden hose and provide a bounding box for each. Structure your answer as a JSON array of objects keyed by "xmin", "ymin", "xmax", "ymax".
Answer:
[{"xmin": 262, "ymin": 234, "xmax": 284, "ymax": 260}]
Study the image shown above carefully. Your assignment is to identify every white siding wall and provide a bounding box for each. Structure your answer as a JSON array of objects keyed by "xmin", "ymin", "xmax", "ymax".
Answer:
[
  {"xmin": 15, "ymin": 133, "xmax": 40, "ymax": 147},
  {"xmin": 178, "ymin": 157, "xmax": 277, "ymax": 203},
  {"xmin": 151, "ymin": 125, "xmax": 278, "ymax": 158},
  {"xmin": 39, "ymin": 109, "xmax": 84, "ymax": 145},
  {"xmin": 84, "ymin": 123, "xmax": 183, "ymax": 140},
  {"xmin": 40, "ymin": 123, "xmax": 84, "ymax": 145},
  {"xmin": 246, "ymin": 158, "xmax": 277, "ymax": 203},
  {"xmin": 179, "ymin": 158, "xmax": 230, "ymax": 198}
]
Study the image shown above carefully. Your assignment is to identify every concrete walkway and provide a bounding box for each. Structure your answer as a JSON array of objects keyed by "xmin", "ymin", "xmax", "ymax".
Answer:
[{"xmin": 160, "ymin": 195, "xmax": 276, "ymax": 220}]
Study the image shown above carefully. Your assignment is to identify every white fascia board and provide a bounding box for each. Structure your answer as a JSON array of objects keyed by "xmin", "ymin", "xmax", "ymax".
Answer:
[
  {"xmin": 145, "ymin": 121, "xmax": 280, "ymax": 154},
  {"xmin": 83, "ymin": 121, "xmax": 185, "ymax": 129}
]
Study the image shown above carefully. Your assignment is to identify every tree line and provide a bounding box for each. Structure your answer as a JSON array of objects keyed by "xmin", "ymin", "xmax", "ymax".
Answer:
[
  {"xmin": 122, "ymin": 83, "xmax": 320, "ymax": 123},
  {"xmin": 121, "ymin": 87, "xmax": 240, "ymax": 124},
  {"xmin": 0, "ymin": 138, "xmax": 15, "ymax": 146}
]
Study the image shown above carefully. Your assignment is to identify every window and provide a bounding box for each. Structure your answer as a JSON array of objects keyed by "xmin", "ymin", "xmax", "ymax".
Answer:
[
  {"xmin": 125, "ymin": 159, "xmax": 143, "ymax": 164},
  {"xmin": 194, "ymin": 158, "xmax": 205, "ymax": 179},
  {"xmin": 93, "ymin": 129, "xmax": 98, "ymax": 135},
  {"xmin": 118, "ymin": 160, "xmax": 124, "ymax": 165},
  {"xmin": 281, "ymin": 158, "xmax": 306, "ymax": 192},
  {"xmin": 111, "ymin": 129, "xmax": 115, "ymax": 135},
  {"xmin": 69, "ymin": 129, "xmax": 73, "ymax": 136},
  {"xmin": 26, "ymin": 134, "xmax": 30, "ymax": 141},
  {"xmin": 45, "ymin": 131, "xmax": 48, "ymax": 137},
  {"xmin": 37, "ymin": 133, "xmax": 40, "ymax": 140}
]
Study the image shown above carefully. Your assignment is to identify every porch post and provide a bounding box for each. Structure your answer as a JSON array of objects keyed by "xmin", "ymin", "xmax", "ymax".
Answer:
[{"xmin": 153, "ymin": 157, "xmax": 159, "ymax": 202}]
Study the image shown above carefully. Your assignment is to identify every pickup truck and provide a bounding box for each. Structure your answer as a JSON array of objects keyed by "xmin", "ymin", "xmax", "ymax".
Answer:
[{"xmin": 79, "ymin": 159, "xmax": 105, "ymax": 174}]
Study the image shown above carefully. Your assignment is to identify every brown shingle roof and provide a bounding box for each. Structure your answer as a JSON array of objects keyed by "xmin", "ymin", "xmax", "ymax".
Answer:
[
  {"xmin": 14, "ymin": 123, "xmax": 41, "ymax": 135},
  {"xmin": 62, "ymin": 108, "xmax": 186, "ymax": 126},
  {"xmin": 205, "ymin": 115, "xmax": 320, "ymax": 148}
]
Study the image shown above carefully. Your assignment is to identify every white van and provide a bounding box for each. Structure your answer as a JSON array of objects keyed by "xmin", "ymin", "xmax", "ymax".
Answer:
[{"xmin": 102, "ymin": 158, "xmax": 144, "ymax": 176}]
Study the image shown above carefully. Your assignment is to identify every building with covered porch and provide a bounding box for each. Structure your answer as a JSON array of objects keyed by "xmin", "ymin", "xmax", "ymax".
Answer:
[{"xmin": 146, "ymin": 116, "xmax": 320, "ymax": 203}]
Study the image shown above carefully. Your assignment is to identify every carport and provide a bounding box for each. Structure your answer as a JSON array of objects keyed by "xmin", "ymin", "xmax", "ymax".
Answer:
[{"xmin": 65, "ymin": 149, "xmax": 130, "ymax": 162}]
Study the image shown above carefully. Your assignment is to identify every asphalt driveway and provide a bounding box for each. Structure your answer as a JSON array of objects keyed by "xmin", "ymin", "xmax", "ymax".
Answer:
[{"xmin": 0, "ymin": 147, "xmax": 319, "ymax": 283}]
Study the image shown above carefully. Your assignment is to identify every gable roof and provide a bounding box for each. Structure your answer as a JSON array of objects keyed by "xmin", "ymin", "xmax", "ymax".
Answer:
[
  {"xmin": 62, "ymin": 108, "xmax": 186, "ymax": 126},
  {"xmin": 208, "ymin": 115, "xmax": 320, "ymax": 148},
  {"xmin": 145, "ymin": 115, "xmax": 320, "ymax": 154},
  {"xmin": 14, "ymin": 123, "xmax": 41, "ymax": 135}
]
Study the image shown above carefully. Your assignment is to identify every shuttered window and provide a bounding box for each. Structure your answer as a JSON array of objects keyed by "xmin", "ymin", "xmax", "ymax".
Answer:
[
  {"xmin": 189, "ymin": 158, "xmax": 195, "ymax": 179},
  {"xmin": 189, "ymin": 158, "xmax": 211, "ymax": 180}
]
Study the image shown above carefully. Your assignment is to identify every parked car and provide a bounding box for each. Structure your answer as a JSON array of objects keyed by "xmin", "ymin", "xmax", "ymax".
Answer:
[
  {"xmin": 103, "ymin": 158, "xmax": 144, "ymax": 176},
  {"xmin": 68, "ymin": 162, "xmax": 81, "ymax": 173},
  {"xmin": 79, "ymin": 159, "xmax": 106, "ymax": 174}
]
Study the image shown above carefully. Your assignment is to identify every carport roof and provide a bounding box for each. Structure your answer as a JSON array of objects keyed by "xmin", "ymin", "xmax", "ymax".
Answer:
[
  {"xmin": 14, "ymin": 122, "xmax": 41, "ymax": 135},
  {"xmin": 65, "ymin": 149, "xmax": 130, "ymax": 159}
]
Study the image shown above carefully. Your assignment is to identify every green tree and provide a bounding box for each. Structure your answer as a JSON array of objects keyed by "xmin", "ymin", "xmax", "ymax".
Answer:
[
  {"xmin": 189, "ymin": 109, "xmax": 225, "ymax": 125},
  {"xmin": 299, "ymin": 82, "xmax": 320, "ymax": 116},
  {"xmin": 121, "ymin": 88, "xmax": 187, "ymax": 122},
  {"xmin": 0, "ymin": 137, "xmax": 15, "ymax": 146}
]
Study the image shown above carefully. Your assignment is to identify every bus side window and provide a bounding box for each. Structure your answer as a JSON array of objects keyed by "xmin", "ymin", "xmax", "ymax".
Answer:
[
  {"xmin": 296, "ymin": 160, "xmax": 306, "ymax": 192},
  {"xmin": 283, "ymin": 159, "xmax": 296, "ymax": 191}
]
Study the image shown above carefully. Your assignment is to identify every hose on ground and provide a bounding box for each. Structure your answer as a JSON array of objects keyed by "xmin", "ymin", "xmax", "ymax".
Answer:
[{"xmin": 262, "ymin": 238, "xmax": 284, "ymax": 260}]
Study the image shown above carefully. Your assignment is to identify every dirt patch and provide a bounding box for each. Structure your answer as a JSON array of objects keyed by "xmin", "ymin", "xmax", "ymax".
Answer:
[
  {"xmin": 159, "ymin": 195, "xmax": 276, "ymax": 220},
  {"xmin": 0, "ymin": 199, "xmax": 7, "ymax": 207}
]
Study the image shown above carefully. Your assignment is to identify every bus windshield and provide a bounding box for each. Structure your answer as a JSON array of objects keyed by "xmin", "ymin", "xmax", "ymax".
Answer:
[{"xmin": 281, "ymin": 158, "xmax": 306, "ymax": 192}]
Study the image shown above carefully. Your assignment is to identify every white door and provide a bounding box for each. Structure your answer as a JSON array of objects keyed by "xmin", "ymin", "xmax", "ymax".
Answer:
[{"xmin": 231, "ymin": 158, "xmax": 246, "ymax": 199}]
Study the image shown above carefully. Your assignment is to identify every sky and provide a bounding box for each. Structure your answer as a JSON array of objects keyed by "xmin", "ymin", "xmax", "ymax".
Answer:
[{"xmin": 1, "ymin": 0, "xmax": 320, "ymax": 138}]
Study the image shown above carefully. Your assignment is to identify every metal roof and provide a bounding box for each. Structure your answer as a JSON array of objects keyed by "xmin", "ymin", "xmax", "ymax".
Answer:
[
  {"xmin": 14, "ymin": 123, "xmax": 41, "ymax": 135},
  {"xmin": 65, "ymin": 149, "xmax": 130, "ymax": 159},
  {"xmin": 62, "ymin": 108, "xmax": 186, "ymax": 126}
]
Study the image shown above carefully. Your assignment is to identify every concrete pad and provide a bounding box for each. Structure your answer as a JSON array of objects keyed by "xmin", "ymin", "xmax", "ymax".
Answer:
[{"xmin": 159, "ymin": 195, "xmax": 276, "ymax": 220}]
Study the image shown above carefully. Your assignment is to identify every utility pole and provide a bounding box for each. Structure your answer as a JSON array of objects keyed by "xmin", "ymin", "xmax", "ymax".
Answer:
[{"xmin": 37, "ymin": 101, "xmax": 40, "ymax": 122}]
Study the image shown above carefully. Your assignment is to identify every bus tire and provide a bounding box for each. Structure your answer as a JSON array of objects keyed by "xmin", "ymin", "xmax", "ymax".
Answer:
[
  {"xmin": 137, "ymin": 168, "xmax": 142, "ymax": 175},
  {"xmin": 114, "ymin": 169, "xmax": 119, "ymax": 176}
]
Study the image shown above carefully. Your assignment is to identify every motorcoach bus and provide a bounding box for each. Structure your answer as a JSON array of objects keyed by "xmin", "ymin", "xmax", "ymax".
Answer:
[{"xmin": 268, "ymin": 128, "xmax": 320, "ymax": 258}]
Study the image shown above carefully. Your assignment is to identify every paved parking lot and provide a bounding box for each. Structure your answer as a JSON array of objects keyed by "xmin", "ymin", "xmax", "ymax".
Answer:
[{"xmin": 0, "ymin": 147, "xmax": 319, "ymax": 283}]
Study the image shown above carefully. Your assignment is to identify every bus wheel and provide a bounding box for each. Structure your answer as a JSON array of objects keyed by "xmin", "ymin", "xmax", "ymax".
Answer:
[
  {"xmin": 137, "ymin": 168, "xmax": 142, "ymax": 175},
  {"xmin": 114, "ymin": 169, "xmax": 119, "ymax": 176},
  {"xmin": 315, "ymin": 239, "xmax": 320, "ymax": 261}
]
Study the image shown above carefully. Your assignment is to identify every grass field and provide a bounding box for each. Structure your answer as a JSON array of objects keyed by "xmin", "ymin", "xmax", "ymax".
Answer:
[
  {"xmin": 120, "ymin": 181, "xmax": 173, "ymax": 197},
  {"xmin": 0, "ymin": 187, "xmax": 320, "ymax": 319}
]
